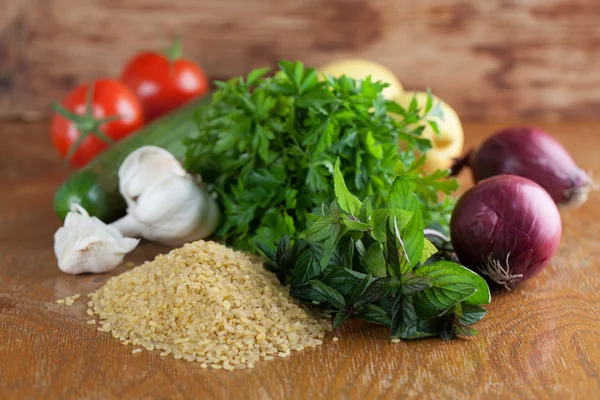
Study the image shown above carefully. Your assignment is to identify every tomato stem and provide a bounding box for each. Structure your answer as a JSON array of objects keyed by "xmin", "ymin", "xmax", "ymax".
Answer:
[
  {"xmin": 85, "ymin": 81, "xmax": 96, "ymax": 117},
  {"xmin": 166, "ymin": 34, "xmax": 182, "ymax": 62},
  {"xmin": 52, "ymin": 82, "xmax": 121, "ymax": 164}
]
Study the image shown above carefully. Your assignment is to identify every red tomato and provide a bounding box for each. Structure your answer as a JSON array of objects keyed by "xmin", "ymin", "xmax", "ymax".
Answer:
[
  {"xmin": 51, "ymin": 79, "xmax": 144, "ymax": 168},
  {"xmin": 120, "ymin": 43, "xmax": 209, "ymax": 121}
]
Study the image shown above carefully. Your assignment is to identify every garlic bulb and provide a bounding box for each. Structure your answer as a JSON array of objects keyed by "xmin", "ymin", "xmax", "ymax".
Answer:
[
  {"xmin": 111, "ymin": 146, "xmax": 220, "ymax": 246},
  {"xmin": 54, "ymin": 204, "xmax": 139, "ymax": 275}
]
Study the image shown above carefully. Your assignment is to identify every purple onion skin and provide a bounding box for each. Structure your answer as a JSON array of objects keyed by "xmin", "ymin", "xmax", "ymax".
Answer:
[
  {"xmin": 452, "ymin": 127, "xmax": 590, "ymax": 206},
  {"xmin": 450, "ymin": 175, "xmax": 562, "ymax": 287}
]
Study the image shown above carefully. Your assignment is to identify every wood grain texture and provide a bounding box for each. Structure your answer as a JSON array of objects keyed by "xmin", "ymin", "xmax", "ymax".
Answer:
[
  {"xmin": 1, "ymin": 120, "xmax": 600, "ymax": 399},
  {"xmin": 2, "ymin": 0, "xmax": 600, "ymax": 121}
]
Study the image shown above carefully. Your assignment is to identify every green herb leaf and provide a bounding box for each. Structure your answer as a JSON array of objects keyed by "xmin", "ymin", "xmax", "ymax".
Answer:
[
  {"xmin": 370, "ymin": 209, "xmax": 413, "ymax": 242},
  {"xmin": 334, "ymin": 158, "xmax": 362, "ymax": 215},
  {"xmin": 342, "ymin": 216, "xmax": 371, "ymax": 231},
  {"xmin": 185, "ymin": 64, "xmax": 491, "ymax": 341},
  {"xmin": 357, "ymin": 304, "xmax": 391, "ymax": 326},
  {"xmin": 387, "ymin": 176, "xmax": 414, "ymax": 210},
  {"xmin": 321, "ymin": 267, "xmax": 362, "ymax": 296},
  {"xmin": 396, "ymin": 296, "xmax": 437, "ymax": 340},
  {"xmin": 356, "ymin": 277, "xmax": 402, "ymax": 305},
  {"xmin": 417, "ymin": 261, "xmax": 491, "ymax": 305},
  {"xmin": 413, "ymin": 262, "xmax": 480, "ymax": 318},
  {"xmin": 291, "ymin": 247, "xmax": 321, "ymax": 286},
  {"xmin": 350, "ymin": 273, "xmax": 373, "ymax": 304},
  {"xmin": 363, "ymin": 242, "xmax": 387, "ymax": 278},
  {"xmin": 303, "ymin": 216, "xmax": 336, "ymax": 242},
  {"xmin": 309, "ymin": 280, "xmax": 346, "ymax": 309},
  {"xmin": 333, "ymin": 306, "xmax": 353, "ymax": 328},
  {"xmin": 390, "ymin": 294, "xmax": 404, "ymax": 338},
  {"xmin": 319, "ymin": 221, "xmax": 342, "ymax": 268},
  {"xmin": 455, "ymin": 323, "xmax": 478, "ymax": 337},
  {"xmin": 420, "ymin": 238, "xmax": 438, "ymax": 264},
  {"xmin": 400, "ymin": 274, "xmax": 432, "ymax": 295},
  {"xmin": 246, "ymin": 67, "xmax": 271, "ymax": 85},
  {"xmin": 459, "ymin": 304, "xmax": 488, "ymax": 325}
]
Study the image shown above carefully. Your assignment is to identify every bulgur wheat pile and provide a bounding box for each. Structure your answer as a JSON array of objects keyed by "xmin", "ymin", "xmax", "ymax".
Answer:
[{"xmin": 90, "ymin": 240, "xmax": 331, "ymax": 370}]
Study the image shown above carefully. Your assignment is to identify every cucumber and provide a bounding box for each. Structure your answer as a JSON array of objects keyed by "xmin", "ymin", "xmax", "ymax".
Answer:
[{"xmin": 54, "ymin": 95, "xmax": 212, "ymax": 222}]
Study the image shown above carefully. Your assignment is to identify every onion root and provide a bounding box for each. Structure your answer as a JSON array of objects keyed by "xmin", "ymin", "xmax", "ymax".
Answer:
[{"xmin": 480, "ymin": 253, "xmax": 523, "ymax": 290}]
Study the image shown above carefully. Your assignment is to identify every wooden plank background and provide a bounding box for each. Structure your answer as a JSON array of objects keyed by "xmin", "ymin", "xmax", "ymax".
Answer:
[{"xmin": 1, "ymin": 0, "xmax": 600, "ymax": 121}]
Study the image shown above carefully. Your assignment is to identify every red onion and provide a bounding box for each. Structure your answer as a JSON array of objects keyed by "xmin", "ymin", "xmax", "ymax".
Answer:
[
  {"xmin": 450, "ymin": 175, "xmax": 562, "ymax": 288},
  {"xmin": 451, "ymin": 127, "xmax": 593, "ymax": 207}
]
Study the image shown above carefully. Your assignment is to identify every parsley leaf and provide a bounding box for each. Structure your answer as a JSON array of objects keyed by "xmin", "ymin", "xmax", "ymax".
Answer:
[{"xmin": 185, "ymin": 61, "xmax": 456, "ymax": 252}]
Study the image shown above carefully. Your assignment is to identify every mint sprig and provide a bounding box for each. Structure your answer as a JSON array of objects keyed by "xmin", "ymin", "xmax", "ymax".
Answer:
[{"xmin": 263, "ymin": 159, "xmax": 491, "ymax": 340}]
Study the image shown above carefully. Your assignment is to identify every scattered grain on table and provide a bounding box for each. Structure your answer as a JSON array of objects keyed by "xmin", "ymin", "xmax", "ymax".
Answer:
[
  {"xmin": 90, "ymin": 240, "xmax": 331, "ymax": 370},
  {"xmin": 56, "ymin": 294, "xmax": 80, "ymax": 306}
]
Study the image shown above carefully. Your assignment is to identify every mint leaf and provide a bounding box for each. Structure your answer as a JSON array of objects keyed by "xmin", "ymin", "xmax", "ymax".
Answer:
[
  {"xmin": 387, "ymin": 177, "xmax": 415, "ymax": 210},
  {"xmin": 455, "ymin": 324, "xmax": 478, "ymax": 337},
  {"xmin": 417, "ymin": 261, "xmax": 491, "ymax": 305},
  {"xmin": 413, "ymin": 262, "xmax": 480, "ymax": 318},
  {"xmin": 370, "ymin": 209, "xmax": 413, "ymax": 242},
  {"xmin": 291, "ymin": 247, "xmax": 321, "ymax": 286},
  {"xmin": 386, "ymin": 177, "xmax": 424, "ymax": 267},
  {"xmin": 359, "ymin": 196, "xmax": 374, "ymax": 222},
  {"xmin": 392, "ymin": 216, "xmax": 412, "ymax": 275},
  {"xmin": 303, "ymin": 216, "xmax": 336, "ymax": 241},
  {"xmin": 401, "ymin": 203, "xmax": 424, "ymax": 268},
  {"xmin": 420, "ymin": 238, "xmax": 438, "ymax": 264},
  {"xmin": 400, "ymin": 274, "xmax": 432, "ymax": 295},
  {"xmin": 350, "ymin": 273, "xmax": 373, "ymax": 304},
  {"xmin": 333, "ymin": 306, "xmax": 352, "ymax": 328},
  {"xmin": 342, "ymin": 215, "xmax": 371, "ymax": 231},
  {"xmin": 459, "ymin": 304, "xmax": 488, "ymax": 325},
  {"xmin": 321, "ymin": 268, "xmax": 361, "ymax": 296},
  {"xmin": 363, "ymin": 242, "xmax": 387, "ymax": 278},
  {"xmin": 357, "ymin": 304, "xmax": 391, "ymax": 326},
  {"xmin": 341, "ymin": 238, "xmax": 355, "ymax": 270},
  {"xmin": 334, "ymin": 158, "xmax": 362, "ymax": 215},
  {"xmin": 356, "ymin": 277, "xmax": 401, "ymax": 305},
  {"xmin": 309, "ymin": 280, "xmax": 346, "ymax": 309},
  {"xmin": 319, "ymin": 221, "xmax": 342, "ymax": 268}
]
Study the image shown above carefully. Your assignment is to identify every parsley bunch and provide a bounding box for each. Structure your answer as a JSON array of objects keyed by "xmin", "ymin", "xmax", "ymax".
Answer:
[
  {"xmin": 261, "ymin": 160, "xmax": 490, "ymax": 340},
  {"xmin": 185, "ymin": 61, "xmax": 456, "ymax": 251}
]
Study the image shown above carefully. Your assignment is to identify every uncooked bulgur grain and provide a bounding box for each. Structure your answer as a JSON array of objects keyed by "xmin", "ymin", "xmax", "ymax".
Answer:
[
  {"xmin": 90, "ymin": 240, "xmax": 331, "ymax": 369},
  {"xmin": 56, "ymin": 294, "xmax": 81, "ymax": 306}
]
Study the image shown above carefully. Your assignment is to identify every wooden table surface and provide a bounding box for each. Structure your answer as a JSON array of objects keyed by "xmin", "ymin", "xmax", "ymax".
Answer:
[{"xmin": 1, "ymin": 121, "xmax": 599, "ymax": 400}]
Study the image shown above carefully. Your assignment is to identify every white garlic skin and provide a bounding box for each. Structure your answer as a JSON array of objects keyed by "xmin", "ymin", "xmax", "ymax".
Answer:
[
  {"xmin": 112, "ymin": 146, "xmax": 221, "ymax": 247},
  {"xmin": 54, "ymin": 205, "xmax": 139, "ymax": 275}
]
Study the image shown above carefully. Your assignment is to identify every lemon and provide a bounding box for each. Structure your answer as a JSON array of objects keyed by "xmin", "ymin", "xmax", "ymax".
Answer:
[{"xmin": 395, "ymin": 91, "xmax": 464, "ymax": 173}]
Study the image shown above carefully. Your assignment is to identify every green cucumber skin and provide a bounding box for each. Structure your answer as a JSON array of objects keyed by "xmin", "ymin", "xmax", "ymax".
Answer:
[{"xmin": 53, "ymin": 95, "xmax": 212, "ymax": 222}]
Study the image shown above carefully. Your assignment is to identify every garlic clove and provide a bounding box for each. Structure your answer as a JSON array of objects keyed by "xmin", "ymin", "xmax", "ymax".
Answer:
[
  {"xmin": 122, "ymin": 174, "xmax": 221, "ymax": 247},
  {"xmin": 119, "ymin": 146, "xmax": 187, "ymax": 207},
  {"xmin": 54, "ymin": 204, "xmax": 139, "ymax": 275}
]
